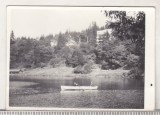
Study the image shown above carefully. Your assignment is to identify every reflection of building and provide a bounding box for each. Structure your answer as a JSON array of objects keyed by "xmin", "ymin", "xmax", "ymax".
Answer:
[{"xmin": 96, "ymin": 29, "xmax": 112, "ymax": 44}]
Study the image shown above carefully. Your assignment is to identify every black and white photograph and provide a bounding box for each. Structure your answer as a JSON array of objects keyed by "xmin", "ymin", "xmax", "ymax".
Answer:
[{"xmin": 8, "ymin": 7, "xmax": 146, "ymax": 109}]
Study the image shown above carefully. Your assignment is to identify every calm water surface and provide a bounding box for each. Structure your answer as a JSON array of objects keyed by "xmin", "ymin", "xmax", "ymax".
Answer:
[
  {"xmin": 10, "ymin": 76, "xmax": 144, "ymax": 108},
  {"xmin": 22, "ymin": 77, "xmax": 144, "ymax": 91}
]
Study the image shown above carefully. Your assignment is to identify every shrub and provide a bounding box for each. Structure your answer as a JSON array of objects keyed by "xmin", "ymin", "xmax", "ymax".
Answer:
[
  {"xmin": 125, "ymin": 54, "xmax": 139, "ymax": 69},
  {"xmin": 73, "ymin": 62, "xmax": 92, "ymax": 74},
  {"xmin": 24, "ymin": 63, "xmax": 32, "ymax": 68},
  {"xmin": 83, "ymin": 63, "xmax": 92, "ymax": 74},
  {"xmin": 66, "ymin": 49, "xmax": 87, "ymax": 67},
  {"xmin": 128, "ymin": 67, "xmax": 144, "ymax": 78},
  {"xmin": 101, "ymin": 59, "xmax": 121, "ymax": 70},
  {"xmin": 49, "ymin": 57, "xmax": 65, "ymax": 68},
  {"xmin": 101, "ymin": 61, "xmax": 110, "ymax": 70},
  {"xmin": 40, "ymin": 62, "xmax": 46, "ymax": 68},
  {"xmin": 73, "ymin": 66, "xmax": 83, "ymax": 74}
]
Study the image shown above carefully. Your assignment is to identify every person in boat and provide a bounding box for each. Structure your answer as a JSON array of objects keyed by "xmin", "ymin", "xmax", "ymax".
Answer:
[
  {"xmin": 90, "ymin": 81, "xmax": 94, "ymax": 86},
  {"xmin": 74, "ymin": 82, "xmax": 79, "ymax": 86}
]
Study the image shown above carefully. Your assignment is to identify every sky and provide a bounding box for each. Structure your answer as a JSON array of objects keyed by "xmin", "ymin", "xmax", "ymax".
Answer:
[{"xmin": 7, "ymin": 7, "xmax": 108, "ymax": 38}]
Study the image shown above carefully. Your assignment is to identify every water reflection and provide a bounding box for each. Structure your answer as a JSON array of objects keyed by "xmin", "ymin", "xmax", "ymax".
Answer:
[
  {"xmin": 10, "ymin": 76, "xmax": 144, "ymax": 108},
  {"xmin": 17, "ymin": 76, "xmax": 144, "ymax": 91}
]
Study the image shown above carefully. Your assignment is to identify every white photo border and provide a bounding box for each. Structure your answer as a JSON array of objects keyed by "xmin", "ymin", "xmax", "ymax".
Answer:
[{"xmin": 5, "ymin": 6, "xmax": 155, "ymax": 111}]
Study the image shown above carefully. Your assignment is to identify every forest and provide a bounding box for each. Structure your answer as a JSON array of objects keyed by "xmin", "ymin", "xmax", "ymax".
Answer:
[{"xmin": 10, "ymin": 11, "xmax": 145, "ymax": 78}]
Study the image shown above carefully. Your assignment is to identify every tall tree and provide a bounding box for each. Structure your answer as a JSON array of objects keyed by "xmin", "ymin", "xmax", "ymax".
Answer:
[
  {"xmin": 56, "ymin": 33, "xmax": 67, "ymax": 50},
  {"xmin": 104, "ymin": 11, "xmax": 145, "ymax": 52},
  {"xmin": 10, "ymin": 30, "xmax": 15, "ymax": 40},
  {"xmin": 10, "ymin": 30, "xmax": 15, "ymax": 44},
  {"xmin": 87, "ymin": 22, "xmax": 99, "ymax": 47},
  {"xmin": 104, "ymin": 11, "xmax": 145, "ymax": 77}
]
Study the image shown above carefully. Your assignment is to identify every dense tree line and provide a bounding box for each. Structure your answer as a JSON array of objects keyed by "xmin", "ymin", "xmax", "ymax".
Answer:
[
  {"xmin": 103, "ymin": 11, "xmax": 145, "ymax": 78},
  {"xmin": 10, "ymin": 34, "xmax": 54, "ymax": 68},
  {"xmin": 10, "ymin": 12, "xmax": 145, "ymax": 78}
]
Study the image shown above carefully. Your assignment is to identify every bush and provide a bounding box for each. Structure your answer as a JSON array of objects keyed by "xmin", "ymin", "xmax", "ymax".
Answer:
[
  {"xmin": 101, "ymin": 59, "xmax": 121, "ymax": 70},
  {"xmin": 83, "ymin": 63, "xmax": 92, "ymax": 74},
  {"xmin": 101, "ymin": 61, "xmax": 110, "ymax": 70},
  {"xmin": 49, "ymin": 57, "xmax": 65, "ymax": 68},
  {"xmin": 66, "ymin": 49, "xmax": 87, "ymax": 67},
  {"xmin": 73, "ymin": 62, "xmax": 92, "ymax": 74},
  {"xmin": 128, "ymin": 67, "xmax": 144, "ymax": 78},
  {"xmin": 125, "ymin": 54, "xmax": 139, "ymax": 69},
  {"xmin": 40, "ymin": 62, "xmax": 46, "ymax": 68},
  {"xmin": 24, "ymin": 63, "xmax": 32, "ymax": 68},
  {"xmin": 73, "ymin": 66, "xmax": 83, "ymax": 74}
]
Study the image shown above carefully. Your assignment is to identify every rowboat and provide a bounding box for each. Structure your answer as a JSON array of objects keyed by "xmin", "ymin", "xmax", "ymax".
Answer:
[{"xmin": 61, "ymin": 86, "xmax": 98, "ymax": 91}]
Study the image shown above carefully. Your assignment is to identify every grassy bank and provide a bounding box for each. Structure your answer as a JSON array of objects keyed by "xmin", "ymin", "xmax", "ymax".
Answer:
[{"xmin": 10, "ymin": 66, "xmax": 129, "ymax": 80}]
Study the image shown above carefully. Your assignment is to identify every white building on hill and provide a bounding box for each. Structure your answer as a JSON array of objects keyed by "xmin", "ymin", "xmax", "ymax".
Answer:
[
  {"xmin": 96, "ymin": 29, "xmax": 112, "ymax": 44},
  {"xmin": 66, "ymin": 39, "xmax": 78, "ymax": 47},
  {"xmin": 50, "ymin": 39, "xmax": 57, "ymax": 47},
  {"xmin": 50, "ymin": 34, "xmax": 89, "ymax": 47},
  {"xmin": 66, "ymin": 35, "xmax": 88, "ymax": 47}
]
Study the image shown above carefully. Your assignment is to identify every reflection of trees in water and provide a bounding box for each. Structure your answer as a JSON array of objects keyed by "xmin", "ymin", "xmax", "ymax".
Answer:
[
  {"xmin": 73, "ymin": 77, "xmax": 91, "ymax": 86},
  {"xmin": 91, "ymin": 77, "xmax": 144, "ymax": 90}
]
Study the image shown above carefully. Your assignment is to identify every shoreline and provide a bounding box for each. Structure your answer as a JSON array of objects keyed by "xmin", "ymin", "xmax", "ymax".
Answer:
[{"xmin": 10, "ymin": 66, "xmax": 130, "ymax": 80}]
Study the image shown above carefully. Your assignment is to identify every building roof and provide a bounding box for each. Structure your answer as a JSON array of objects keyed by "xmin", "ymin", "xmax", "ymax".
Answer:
[{"xmin": 97, "ymin": 29, "xmax": 112, "ymax": 35}]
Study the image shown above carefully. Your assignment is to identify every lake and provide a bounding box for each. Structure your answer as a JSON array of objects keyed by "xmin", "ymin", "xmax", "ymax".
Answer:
[{"xmin": 9, "ymin": 76, "xmax": 144, "ymax": 109}]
